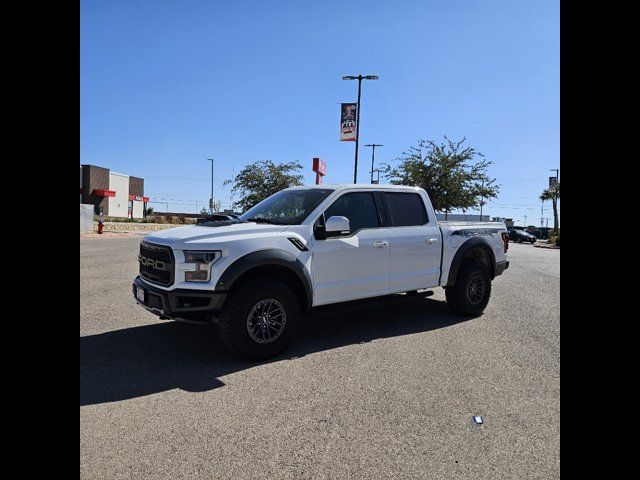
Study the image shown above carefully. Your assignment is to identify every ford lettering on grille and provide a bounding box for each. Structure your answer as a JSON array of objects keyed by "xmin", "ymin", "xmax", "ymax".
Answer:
[{"xmin": 138, "ymin": 256, "xmax": 168, "ymax": 270}]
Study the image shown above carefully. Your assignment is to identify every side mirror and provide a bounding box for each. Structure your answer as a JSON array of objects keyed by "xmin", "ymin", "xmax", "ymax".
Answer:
[{"xmin": 325, "ymin": 216, "xmax": 350, "ymax": 237}]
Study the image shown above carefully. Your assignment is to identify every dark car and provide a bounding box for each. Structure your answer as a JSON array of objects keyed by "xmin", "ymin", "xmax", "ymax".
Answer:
[{"xmin": 508, "ymin": 228, "xmax": 537, "ymax": 244}]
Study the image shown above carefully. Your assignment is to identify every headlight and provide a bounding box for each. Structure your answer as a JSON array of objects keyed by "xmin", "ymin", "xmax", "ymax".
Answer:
[{"xmin": 183, "ymin": 250, "xmax": 221, "ymax": 282}]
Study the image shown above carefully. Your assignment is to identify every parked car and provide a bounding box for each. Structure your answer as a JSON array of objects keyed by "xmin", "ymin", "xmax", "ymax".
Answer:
[
  {"xmin": 133, "ymin": 184, "xmax": 509, "ymax": 360},
  {"xmin": 508, "ymin": 228, "xmax": 537, "ymax": 244}
]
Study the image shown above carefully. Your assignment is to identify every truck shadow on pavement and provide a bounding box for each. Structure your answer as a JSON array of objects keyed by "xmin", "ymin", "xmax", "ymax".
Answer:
[{"xmin": 80, "ymin": 295, "xmax": 472, "ymax": 406}]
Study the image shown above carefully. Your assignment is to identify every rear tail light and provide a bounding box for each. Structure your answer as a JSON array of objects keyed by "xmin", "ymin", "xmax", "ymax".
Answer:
[{"xmin": 501, "ymin": 232, "xmax": 509, "ymax": 253}]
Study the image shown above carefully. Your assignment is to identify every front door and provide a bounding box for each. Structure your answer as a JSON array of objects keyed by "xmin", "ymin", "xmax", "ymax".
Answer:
[{"xmin": 311, "ymin": 191, "xmax": 390, "ymax": 306}]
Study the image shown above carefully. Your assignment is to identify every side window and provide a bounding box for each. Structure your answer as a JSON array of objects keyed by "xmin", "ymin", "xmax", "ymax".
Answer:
[
  {"xmin": 324, "ymin": 192, "xmax": 379, "ymax": 233},
  {"xmin": 384, "ymin": 192, "xmax": 428, "ymax": 227}
]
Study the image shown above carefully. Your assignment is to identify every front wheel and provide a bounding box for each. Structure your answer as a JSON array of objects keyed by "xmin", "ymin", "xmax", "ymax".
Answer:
[
  {"xmin": 445, "ymin": 260, "xmax": 492, "ymax": 316},
  {"xmin": 217, "ymin": 277, "xmax": 300, "ymax": 361}
]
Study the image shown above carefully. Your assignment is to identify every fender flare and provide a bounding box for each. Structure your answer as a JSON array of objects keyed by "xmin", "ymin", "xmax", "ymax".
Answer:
[
  {"xmin": 215, "ymin": 249, "xmax": 312, "ymax": 310},
  {"xmin": 446, "ymin": 237, "xmax": 497, "ymax": 287}
]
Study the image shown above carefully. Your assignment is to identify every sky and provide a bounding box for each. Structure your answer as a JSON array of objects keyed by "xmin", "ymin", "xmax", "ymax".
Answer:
[{"xmin": 80, "ymin": 0, "xmax": 559, "ymax": 226}]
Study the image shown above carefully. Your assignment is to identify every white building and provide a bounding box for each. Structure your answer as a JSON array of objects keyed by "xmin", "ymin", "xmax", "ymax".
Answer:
[{"xmin": 80, "ymin": 164, "xmax": 148, "ymax": 218}]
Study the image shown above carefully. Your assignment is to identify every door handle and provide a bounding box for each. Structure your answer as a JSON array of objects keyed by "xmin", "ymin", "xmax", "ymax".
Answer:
[
  {"xmin": 373, "ymin": 241, "xmax": 389, "ymax": 248},
  {"xmin": 426, "ymin": 237, "xmax": 439, "ymax": 245}
]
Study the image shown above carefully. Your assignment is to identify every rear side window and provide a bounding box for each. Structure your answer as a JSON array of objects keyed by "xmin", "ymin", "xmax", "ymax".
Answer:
[
  {"xmin": 324, "ymin": 192, "xmax": 379, "ymax": 233},
  {"xmin": 384, "ymin": 192, "xmax": 428, "ymax": 226}
]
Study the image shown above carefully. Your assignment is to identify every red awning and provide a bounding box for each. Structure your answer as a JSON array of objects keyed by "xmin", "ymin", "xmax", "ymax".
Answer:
[{"xmin": 92, "ymin": 189, "xmax": 116, "ymax": 197}]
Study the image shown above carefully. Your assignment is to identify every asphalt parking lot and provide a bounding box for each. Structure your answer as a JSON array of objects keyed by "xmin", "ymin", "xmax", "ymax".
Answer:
[{"xmin": 80, "ymin": 237, "xmax": 559, "ymax": 479}]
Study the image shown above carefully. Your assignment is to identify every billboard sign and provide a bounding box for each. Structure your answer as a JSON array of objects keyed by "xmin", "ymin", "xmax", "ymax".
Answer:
[
  {"xmin": 313, "ymin": 157, "xmax": 326, "ymax": 185},
  {"xmin": 312, "ymin": 157, "xmax": 326, "ymax": 175}
]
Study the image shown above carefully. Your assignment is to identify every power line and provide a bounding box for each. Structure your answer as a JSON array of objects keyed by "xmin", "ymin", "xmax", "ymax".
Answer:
[{"xmin": 136, "ymin": 174, "xmax": 228, "ymax": 187}]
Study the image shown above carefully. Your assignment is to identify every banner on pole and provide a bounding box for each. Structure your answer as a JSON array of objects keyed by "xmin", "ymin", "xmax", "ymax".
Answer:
[
  {"xmin": 340, "ymin": 103, "xmax": 357, "ymax": 141},
  {"xmin": 549, "ymin": 176, "xmax": 557, "ymax": 192}
]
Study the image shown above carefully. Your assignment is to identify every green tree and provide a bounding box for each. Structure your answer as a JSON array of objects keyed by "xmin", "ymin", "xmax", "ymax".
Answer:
[
  {"xmin": 224, "ymin": 160, "xmax": 304, "ymax": 212},
  {"xmin": 540, "ymin": 182, "xmax": 560, "ymax": 234},
  {"xmin": 382, "ymin": 137, "xmax": 499, "ymax": 218}
]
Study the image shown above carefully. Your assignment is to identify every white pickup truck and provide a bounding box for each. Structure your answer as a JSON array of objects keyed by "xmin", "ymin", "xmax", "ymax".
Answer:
[{"xmin": 133, "ymin": 184, "xmax": 509, "ymax": 360}]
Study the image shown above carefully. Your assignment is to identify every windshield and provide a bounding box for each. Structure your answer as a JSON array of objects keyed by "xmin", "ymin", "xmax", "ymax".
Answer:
[{"xmin": 239, "ymin": 188, "xmax": 334, "ymax": 225}]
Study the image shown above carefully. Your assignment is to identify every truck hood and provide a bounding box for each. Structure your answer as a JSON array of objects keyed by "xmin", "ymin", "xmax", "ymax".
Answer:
[{"xmin": 143, "ymin": 223, "xmax": 290, "ymax": 249}]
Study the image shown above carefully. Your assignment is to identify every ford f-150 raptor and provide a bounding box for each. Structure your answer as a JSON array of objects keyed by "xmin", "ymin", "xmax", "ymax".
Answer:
[{"xmin": 133, "ymin": 184, "xmax": 509, "ymax": 360}]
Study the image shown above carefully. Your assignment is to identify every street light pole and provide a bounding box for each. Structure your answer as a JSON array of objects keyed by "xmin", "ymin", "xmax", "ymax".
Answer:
[
  {"xmin": 207, "ymin": 158, "xmax": 214, "ymax": 214},
  {"xmin": 343, "ymin": 74, "xmax": 379, "ymax": 183},
  {"xmin": 364, "ymin": 144, "xmax": 383, "ymax": 183}
]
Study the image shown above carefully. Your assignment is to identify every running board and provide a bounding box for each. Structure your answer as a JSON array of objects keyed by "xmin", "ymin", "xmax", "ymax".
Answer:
[{"xmin": 405, "ymin": 289, "xmax": 435, "ymax": 297}]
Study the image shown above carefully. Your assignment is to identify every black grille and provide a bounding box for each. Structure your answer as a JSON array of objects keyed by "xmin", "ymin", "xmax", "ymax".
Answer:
[{"xmin": 139, "ymin": 242, "xmax": 174, "ymax": 286}]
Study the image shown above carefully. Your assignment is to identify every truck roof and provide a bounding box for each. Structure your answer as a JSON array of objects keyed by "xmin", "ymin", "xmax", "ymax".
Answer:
[{"xmin": 286, "ymin": 184, "xmax": 424, "ymax": 192}]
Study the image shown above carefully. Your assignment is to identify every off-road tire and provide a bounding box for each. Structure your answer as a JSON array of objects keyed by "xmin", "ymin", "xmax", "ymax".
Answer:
[
  {"xmin": 445, "ymin": 260, "xmax": 492, "ymax": 316},
  {"xmin": 218, "ymin": 277, "xmax": 300, "ymax": 361}
]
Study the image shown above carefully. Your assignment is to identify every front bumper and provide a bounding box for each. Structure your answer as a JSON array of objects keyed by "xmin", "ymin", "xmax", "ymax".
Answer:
[
  {"xmin": 132, "ymin": 276, "xmax": 227, "ymax": 319},
  {"xmin": 495, "ymin": 260, "xmax": 509, "ymax": 276}
]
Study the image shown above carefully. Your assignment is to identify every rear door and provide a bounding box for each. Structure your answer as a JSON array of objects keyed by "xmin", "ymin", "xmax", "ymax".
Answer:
[
  {"xmin": 382, "ymin": 191, "xmax": 441, "ymax": 291},
  {"xmin": 311, "ymin": 191, "xmax": 390, "ymax": 305}
]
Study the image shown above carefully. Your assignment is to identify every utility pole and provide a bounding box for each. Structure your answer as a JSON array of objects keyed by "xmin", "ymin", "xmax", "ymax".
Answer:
[
  {"xmin": 540, "ymin": 199, "xmax": 545, "ymax": 238},
  {"xmin": 207, "ymin": 158, "xmax": 215, "ymax": 214},
  {"xmin": 550, "ymin": 168, "xmax": 559, "ymax": 231},
  {"xmin": 343, "ymin": 75, "xmax": 379, "ymax": 183},
  {"xmin": 364, "ymin": 144, "xmax": 383, "ymax": 183},
  {"xmin": 479, "ymin": 179, "xmax": 485, "ymax": 220},
  {"xmin": 524, "ymin": 215, "xmax": 527, "ymax": 226}
]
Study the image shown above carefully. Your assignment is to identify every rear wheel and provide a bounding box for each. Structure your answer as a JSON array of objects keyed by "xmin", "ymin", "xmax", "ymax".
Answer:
[
  {"xmin": 445, "ymin": 260, "xmax": 492, "ymax": 316},
  {"xmin": 218, "ymin": 277, "xmax": 300, "ymax": 361}
]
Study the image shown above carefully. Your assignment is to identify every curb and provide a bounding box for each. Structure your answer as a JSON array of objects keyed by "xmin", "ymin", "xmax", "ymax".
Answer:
[
  {"xmin": 81, "ymin": 231, "xmax": 142, "ymax": 238},
  {"xmin": 91, "ymin": 221, "xmax": 184, "ymax": 232},
  {"xmin": 533, "ymin": 243, "xmax": 560, "ymax": 249}
]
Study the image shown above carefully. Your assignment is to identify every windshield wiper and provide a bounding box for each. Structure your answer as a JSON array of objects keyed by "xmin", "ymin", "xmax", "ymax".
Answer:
[{"xmin": 245, "ymin": 217, "xmax": 287, "ymax": 225}]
